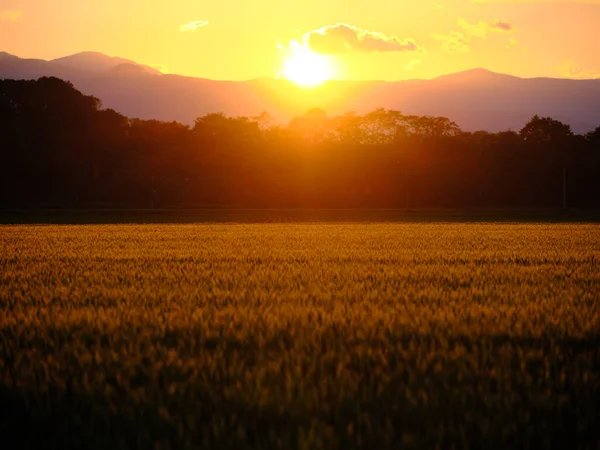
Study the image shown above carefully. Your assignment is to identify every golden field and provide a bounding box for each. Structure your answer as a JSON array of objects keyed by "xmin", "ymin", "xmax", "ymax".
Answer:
[{"xmin": 1, "ymin": 223, "xmax": 599, "ymax": 449}]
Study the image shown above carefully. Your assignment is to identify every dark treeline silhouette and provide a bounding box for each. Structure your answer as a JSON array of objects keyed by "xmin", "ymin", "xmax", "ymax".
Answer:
[{"xmin": 2, "ymin": 77, "xmax": 600, "ymax": 209}]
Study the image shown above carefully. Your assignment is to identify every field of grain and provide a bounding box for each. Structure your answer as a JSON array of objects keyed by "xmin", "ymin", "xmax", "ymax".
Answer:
[{"xmin": 1, "ymin": 223, "xmax": 599, "ymax": 449}]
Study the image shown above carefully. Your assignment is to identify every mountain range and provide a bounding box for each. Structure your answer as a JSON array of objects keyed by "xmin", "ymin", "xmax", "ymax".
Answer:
[{"xmin": 1, "ymin": 51, "xmax": 600, "ymax": 134}]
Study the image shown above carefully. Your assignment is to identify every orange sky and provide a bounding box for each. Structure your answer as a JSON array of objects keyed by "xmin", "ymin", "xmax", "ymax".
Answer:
[{"xmin": 1, "ymin": 0, "xmax": 599, "ymax": 81}]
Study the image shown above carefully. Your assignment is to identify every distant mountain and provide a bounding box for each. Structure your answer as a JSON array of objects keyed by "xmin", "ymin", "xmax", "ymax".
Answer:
[
  {"xmin": 0, "ymin": 52, "xmax": 20, "ymax": 61},
  {"xmin": 1, "ymin": 51, "xmax": 599, "ymax": 133},
  {"xmin": 50, "ymin": 51, "xmax": 162, "ymax": 75}
]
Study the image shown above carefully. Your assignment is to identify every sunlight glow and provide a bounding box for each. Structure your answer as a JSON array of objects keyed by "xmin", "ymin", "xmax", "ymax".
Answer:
[{"xmin": 281, "ymin": 41, "xmax": 334, "ymax": 87}]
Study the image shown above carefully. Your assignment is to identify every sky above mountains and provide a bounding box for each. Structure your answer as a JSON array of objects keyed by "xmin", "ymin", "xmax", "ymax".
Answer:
[{"xmin": 1, "ymin": 0, "xmax": 599, "ymax": 81}]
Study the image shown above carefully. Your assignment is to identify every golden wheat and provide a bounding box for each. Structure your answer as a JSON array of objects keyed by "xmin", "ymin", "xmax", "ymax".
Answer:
[{"xmin": 1, "ymin": 223, "xmax": 599, "ymax": 449}]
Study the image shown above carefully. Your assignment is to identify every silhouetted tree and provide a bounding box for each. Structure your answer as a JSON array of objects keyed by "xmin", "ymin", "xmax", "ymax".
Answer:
[
  {"xmin": 585, "ymin": 126, "xmax": 600, "ymax": 148},
  {"xmin": 520, "ymin": 115, "xmax": 573, "ymax": 146},
  {"xmin": 288, "ymin": 108, "xmax": 330, "ymax": 145}
]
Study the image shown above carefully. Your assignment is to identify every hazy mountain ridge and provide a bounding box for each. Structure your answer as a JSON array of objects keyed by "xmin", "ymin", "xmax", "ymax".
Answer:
[
  {"xmin": 50, "ymin": 51, "xmax": 162, "ymax": 75},
  {"xmin": 1, "ymin": 51, "xmax": 599, "ymax": 133}
]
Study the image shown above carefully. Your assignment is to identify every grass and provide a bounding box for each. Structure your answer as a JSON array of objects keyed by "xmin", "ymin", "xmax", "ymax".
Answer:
[{"xmin": 1, "ymin": 223, "xmax": 599, "ymax": 449}]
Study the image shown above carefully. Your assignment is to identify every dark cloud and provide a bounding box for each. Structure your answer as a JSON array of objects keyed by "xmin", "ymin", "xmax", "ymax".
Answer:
[{"xmin": 491, "ymin": 20, "xmax": 514, "ymax": 32}]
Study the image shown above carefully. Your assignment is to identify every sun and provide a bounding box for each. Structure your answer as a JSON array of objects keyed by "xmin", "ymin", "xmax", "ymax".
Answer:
[{"xmin": 281, "ymin": 41, "xmax": 334, "ymax": 87}]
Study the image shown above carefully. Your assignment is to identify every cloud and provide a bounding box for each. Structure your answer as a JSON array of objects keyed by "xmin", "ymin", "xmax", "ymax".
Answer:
[
  {"xmin": 491, "ymin": 20, "xmax": 514, "ymax": 32},
  {"xmin": 458, "ymin": 19, "xmax": 489, "ymax": 38},
  {"xmin": 179, "ymin": 20, "xmax": 209, "ymax": 33},
  {"xmin": 559, "ymin": 60, "xmax": 600, "ymax": 79},
  {"xmin": 150, "ymin": 64, "xmax": 169, "ymax": 74},
  {"xmin": 0, "ymin": 9, "xmax": 23, "ymax": 22},
  {"xmin": 506, "ymin": 37, "xmax": 519, "ymax": 48},
  {"xmin": 433, "ymin": 18, "xmax": 515, "ymax": 52},
  {"xmin": 304, "ymin": 23, "xmax": 422, "ymax": 54},
  {"xmin": 432, "ymin": 31, "xmax": 471, "ymax": 52},
  {"xmin": 405, "ymin": 59, "xmax": 422, "ymax": 70},
  {"xmin": 459, "ymin": 18, "xmax": 515, "ymax": 37}
]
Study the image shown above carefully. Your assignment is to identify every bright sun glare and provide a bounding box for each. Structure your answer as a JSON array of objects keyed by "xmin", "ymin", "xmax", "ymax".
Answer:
[{"xmin": 282, "ymin": 41, "xmax": 334, "ymax": 87}]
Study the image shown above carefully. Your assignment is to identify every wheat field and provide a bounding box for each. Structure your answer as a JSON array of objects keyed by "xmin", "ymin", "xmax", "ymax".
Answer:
[{"xmin": 1, "ymin": 223, "xmax": 599, "ymax": 449}]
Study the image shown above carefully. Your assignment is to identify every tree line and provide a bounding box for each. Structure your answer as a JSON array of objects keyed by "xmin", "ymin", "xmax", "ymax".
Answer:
[{"xmin": 1, "ymin": 76, "xmax": 599, "ymax": 209}]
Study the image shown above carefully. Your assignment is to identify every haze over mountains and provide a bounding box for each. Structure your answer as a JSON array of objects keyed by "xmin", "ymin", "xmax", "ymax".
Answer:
[{"xmin": 2, "ymin": 51, "xmax": 599, "ymax": 133}]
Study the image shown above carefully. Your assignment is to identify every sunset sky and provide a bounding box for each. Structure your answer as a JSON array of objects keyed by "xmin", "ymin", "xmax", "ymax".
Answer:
[{"xmin": 1, "ymin": 0, "xmax": 599, "ymax": 82}]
